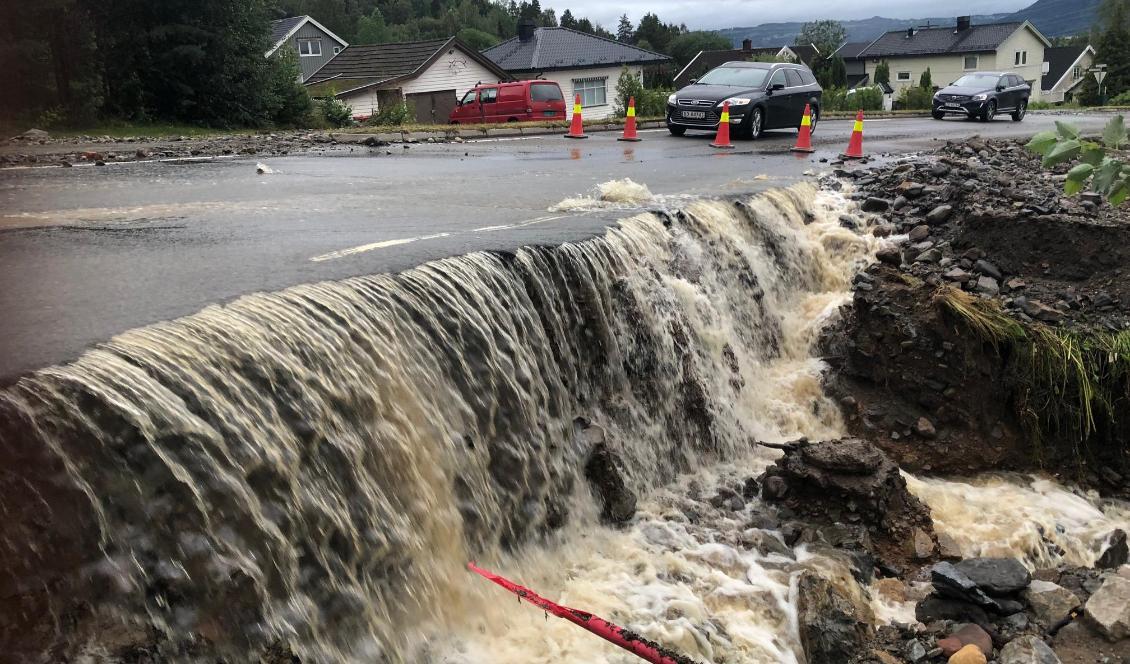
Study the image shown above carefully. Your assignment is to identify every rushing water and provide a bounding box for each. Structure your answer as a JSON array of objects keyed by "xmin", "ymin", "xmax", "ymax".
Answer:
[{"xmin": 1, "ymin": 182, "xmax": 1126, "ymax": 663}]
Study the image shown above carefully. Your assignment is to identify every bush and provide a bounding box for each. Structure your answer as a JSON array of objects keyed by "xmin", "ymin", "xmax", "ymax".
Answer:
[
  {"xmin": 822, "ymin": 86, "xmax": 884, "ymax": 112},
  {"xmin": 896, "ymin": 85, "xmax": 933, "ymax": 110},
  {"xmin": 613, "ymin": 66, "xmax": 644, "ymax": 117},
  {"xmin": 370, "ymin": 101, "xmax": 412, "ymax": 126},
  {"xmin": 319, "ymin": 94, "xmax": 354, "ymax": 128},
  {"xmin": 264, "ymin": 49, "xmax": 313, "ymax": 127},
  {"xmin": 1110, "ymin": 90, "xmax": 1130, "ymax": 106}
]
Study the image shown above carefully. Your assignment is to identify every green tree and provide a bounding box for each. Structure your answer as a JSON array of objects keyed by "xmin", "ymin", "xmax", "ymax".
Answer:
[
  {"xmin": 1093, "ymin": 0, "xmax": 1130, "ymax": 99},
  {"xmin": 613, "ymin": 65, "xmax": 644, "ymax": 116},
  {"xmin": 795, "ymin": 19, "xmax": 846, "ymax": 58},
  {"xmin": 457, "ymin": 27, "xmax": 500, "ymax": 49},
  {"xmin": 560, "ymin": 9, "xmax": 576, "ymax": 29},
  {"xmin": 830, "ymin": 56, "xmax": 847, "ymax": 88},
  {"xmin": 920, "ymin": 67, "xmax": 933, "ymax": 90},
  {"xmin": 635, "ymin": 13, "xmax": 681, "ymax": 53},
  {"xmin": 265, "ymin": 47, "xmax": 313, "ymax": 126},
  {"xmin": 875, "ymin": 61, "xmax": 891, "ymax": 86},
  {"xmin": 668, "ymin": 31, "xmax": 732, "ymax": 69},
  {"xmin": 357, "ymin": 7, "xmax": 391, "ymax": 43},
  {"xmin": 617, "ymin": 14, "xmax": 634, "ymax": 42},
  {"xmin": 576, "ymin": 17, "xmax": 594, "ymax": 33}
]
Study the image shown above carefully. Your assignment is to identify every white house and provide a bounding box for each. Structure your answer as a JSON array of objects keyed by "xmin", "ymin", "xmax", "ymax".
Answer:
[
  {"xmin": 483, "ymin": 22, "xmax": 672, "ymax": 120},
  {"xmin": 268, "ymin": 16, "xmax": 349, "ymax": 82},
  {"xmin": 305, "ymin": 37, "xmax": 511, "ymax": 123},
  {"xmin": 1042, "ymin": 45, "xmax": 1096, "ymax": 104},
  {"xmin": 858, "ymin": 17, "xmax": 1052, "ymax": 101}
]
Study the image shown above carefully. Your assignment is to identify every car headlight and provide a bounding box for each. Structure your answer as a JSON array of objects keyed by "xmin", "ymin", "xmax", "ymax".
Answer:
[
  {"xmin": 723, "ymin": 97, "xmax": 752, "ymax": 106},
  {"xmin": 667, "ymin": 93, "xmax": 677, "ymax": 105},
  {"xmin": 972, "ymin": 93, "xmax": 988, "ymax": 101}
]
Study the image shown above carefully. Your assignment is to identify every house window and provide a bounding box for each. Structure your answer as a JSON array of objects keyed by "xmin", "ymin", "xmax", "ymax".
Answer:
[
  {"xmin": 298, "ymin": 38, "xmax": 322, "ymax": 56},
  {"xmin": 1073, "ymin": 65, "xmax": 1083, "ymax": 79},
  {"xmin": 573, "ymin": 77, "xmax": 607, "ymax": 107},
  {"xmin": 1014, "ymin": 50, "xmax": 1027, "ymax": 66},
  {"xmin": 896, "ymin": 71, "xmax": 912, "ymax": 81},
  {"xmin": 964, "ymin": 55, "xmax": 978, "ymax": 70}
]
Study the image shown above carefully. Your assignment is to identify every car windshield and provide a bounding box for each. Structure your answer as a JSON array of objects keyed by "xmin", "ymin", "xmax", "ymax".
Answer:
[
  {"xmin": 952, "ymin": 74, "xmax": 1001, "ymax": 88},
  {"xmin": 696, "ymin": 67, "xmax": 770, "ymax": 87}
]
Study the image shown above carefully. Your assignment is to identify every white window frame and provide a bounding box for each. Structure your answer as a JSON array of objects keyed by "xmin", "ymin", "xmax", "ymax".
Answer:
[
  {"xmin": 573, "ymin": 77, "xmax": 608, "ymax": 108},
  {"xmin": 1014, "ymin": 50, "xmax": 1027, "ymax": 66},
  {"xmin": 963, "ymin": 55, "xmax": 978, "ymax": 70},
  {"xmin": 896, "ymin": 71, "xmax": 912, "ymax": 82},
  {"xmin": 298, "ymin": 38, "xmax": 322, "ymax": 57},
  {"xmin": 1073, "ymin": 65, "xmax": 1083, "ymax": 79}
]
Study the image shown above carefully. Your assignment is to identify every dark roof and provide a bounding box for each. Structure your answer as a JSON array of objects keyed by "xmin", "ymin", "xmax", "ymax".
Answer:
[
  {"xmin": 1042, "ymin": 45, "xmax": 1090, "ymax": 89},
  {"xmin": 270, "ymin": 16, "xmax": 306, "ymax": 45},
  {"xmin": 859, "ymin": 21, "xmax": 1025, "ymax": 58},
  {"xmin": 835, "ymin": 42, "xmax": 872, "ymax": 60},
  {"xmin": 846, "ymin": 73, "xmax": 871, "ymax": 88},
  {"xmin": 788, "ymin": 44, "xmax": 820, "ymax": 66},
  {"xmin": 305, "ymin": 37, "xmax": 510, "ymax": 96},
  {"xmin": 483, "ymin": 28, "xmax": 670, "ymax": 72}
]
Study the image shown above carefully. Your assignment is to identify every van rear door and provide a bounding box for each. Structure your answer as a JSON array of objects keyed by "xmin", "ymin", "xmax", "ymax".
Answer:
[{"xmin": 529, "ymin": 82, "xmax": 565, "ymax": 120}]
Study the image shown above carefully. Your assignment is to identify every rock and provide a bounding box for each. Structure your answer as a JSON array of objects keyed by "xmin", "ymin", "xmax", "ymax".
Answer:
[
  {"xmin": 932, "ymin": 562, "xmax": 1002, "ymax": 610},
  {"xmin": 937, "ymin": 532, "xmax": 963, "ymax": 559},
  {"xmin": 862, "ymin": 197, "xmax": 892, "ymax": 212},
  {"xmin": 877, "ymin": 246, "xmax": 902, "ymax": 266},
  {"xmin": 975, "ymin": 276, "xmax": 1000, "ymax": 296},
  {"xmin": 905, "ymin": 639, "xmax": 928, "ymax": 662},
  {"xmin": 915, "ymin": 417, "xmax": 937, "ymax": 439},
  {"xmin": 908, "ymin": 224, "xmax": 931, "ymax": 242},
  {"xmin": 1097, "ymin": 529, "xmax": 1128, "ymax": 569},
  {"xmin": 795, "ymin": 569, "xmax": 874, "ymax": 664},
  {"xmin": 740, "ymin": 529, "xmax": 793, "ymax": 558},
  {"xmin": 997, "ymin": 635, "xmax": 1061, "ymax": 664},
  {"xmin": 361, "ymin": 136, "xmax": 388, "ymax": 147},
  {"xmin": 953, "ymin": 557, "xmax": 1031, "ymax": 594},
  {"xmin": 799, "ymin": 438, "xmax": 884, "ymax": 473},
  {"xmin": 944, "ymin": 268, "xmax": 973, "ymax": 282},
  {"xmin": 583, "ymin": 443, "xmax": 637, "ymax": 525},
  {"xmin": 926, "ymin": 205, "xmax": 954, "ymax": 225},
  {"xmin": 1084, "ymin": 575, "xmax": 1130, "ymax": 640},
  {"xmin": 16, "ymin": 128, "xmax": 49, "ymax": 140},
  {"xmin": 916, "ymin": 596, "xmax": 990, "ymax": 625},
  {"xmin": 913, "ymin": 527, "xmax": 936, "ymax": 559},
  {"xmin": 937, "ymin": 623, "xmax": 993, "ymax": 657},
  {"xmin": 930, "ymin": 163, "xmax": 951, "ymax": 177},
  {"xmin": 915, "ymin": 248, "xmax": 943, "ymax": 264},
  {"xmin": 973, "ymin": 259, "xmax": 1003, "ymax": 281},
  {"xmin": 948, "ymin": 644, "xmax": 987, "ymax": 664},
  {"xmin": 1016, "ymin": 298, "xmax": 1064, "ymax": 323},
  {"xmin": 1022, "ymin": 580, "xmax": 1080, "ymax": 625}
]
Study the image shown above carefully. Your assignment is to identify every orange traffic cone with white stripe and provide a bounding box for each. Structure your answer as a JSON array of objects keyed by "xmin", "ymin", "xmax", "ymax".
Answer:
[
  {"xmin": 841, "ymin": 109, "xmax": 865, "ymax": 159},
  {"xmin": 711, "ymin": 101, "xmax": 734, "ymax": 149},
  {"xmin": 565, "ymin": 94, "xmax": 587, "ymax": 139},
  {"xmin": 618, "ymin": 96, "xmax": 641, "ymax": 142},
  {"xmin": 791, "ymin": 103, "xmax": 816, "ymax": 153}
]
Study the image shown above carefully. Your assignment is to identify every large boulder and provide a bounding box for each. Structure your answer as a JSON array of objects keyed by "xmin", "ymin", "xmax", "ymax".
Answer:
[
  {"xmin": 953, "ymin": 558, "xmax": 1031, "ymax": 595},
  {"xmin": 1021, "ymin": 581, "xmax": 1080, "ymax": 626},
  {"xmin": 915, "ymin": 596, "xmax": 990, "ymax": 626},
  {"xmin": 1084, "ymin": 575, "xmax": 1130, "ymax": 641},
  {"xmin": 1097, "ymin": 529, "xmax": 1128, "ymax": 569},
  {"xmin": 583, "ymin": 442, "xmax": 636, "ymax": 525},
  {"xmin": 795, "ymin": 569, "xmax": 874, "ymax": 664},
  {"xmin": 997, "ymin": 635, "xmax": 1061, "ymax": 664},
  {"xmin": 931, "ymin": 562, "xmax": 1004, "ymax": 611}
]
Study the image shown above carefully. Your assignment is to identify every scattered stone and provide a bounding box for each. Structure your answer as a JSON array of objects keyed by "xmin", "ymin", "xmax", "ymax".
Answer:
[
  {"xmin": 953, "ymin": 557, "xmax": 1031, "ymax": 595},
  {"xmin": 1022, "ymin": 580, "xmax": 1080, "ymax": 625},
  {"xmin": 877, "ymin": 246, "xmax": 902, "ymax": 265},
  {"xmin": 905, "ymin": 639, "xmax": 928, "ymax": 662},
  {"xmin": 916, "ymin": 596, "xmax": 990, "ymax": 625},
  {"xmin": 16, "ymin": 128, "xmax": 50, "ymax": 140},
  {"xmin": 908, "ymin": 224, "xmax": 930, "ymax": 242},
  {"xmin": 937, "ymin": 532, "xmax": 963, "ymax": 559},
  {"xmin": 916, "ymin": 248, "xmax": 942, "ymax": 264},
  {"xmin": 937, "ymin": 623, "xmax": 992, "ymax": 657},
  {"xmin": 912, "ymin": 527, "xmax": 935, "ymax": 559},
  {"xmin": 583, "ymin": 443, "xmax": 637, "ymax": 525},
  {"xmin": 862, "ymin": 197, "xmax": 892, "ymax": 212},
  {"xmin": 926, "ymin": 204, "xmax": 954, "ymax": 225},
  {"xmin": 997, "ymin": 635, "xmax": 1061, "ymax": 664},
  {"xmin": 1084, "ymin": 575, "xmax": 1130, "ymax": 640},
  {"xmin": 975, "ymin": 275, "xmax": 1000, "ymax": 296},
  {"xmin": 948, "ymin": 643, "xmax": 987, "ymax": 664},
  {"xmin": 915, "ymin": 417, "xmax": 937, "ymax": 439},
  {"xmin": 973, "ymin": 259, "xmax": 1003, "ymax": 281},
  {"xmin": 1016, "ymin": 298, "xmax": 1064, "ymax": 323},
  {"xmin": 1096, "ymin": 529, "xmax": 1128, "ymax": 569},
  {"xmin": 931, "ymin": 562, "xmax": 1002, "ymax": 610},
  {"xmin": 944, "ymin": 267, "xmax": 973, "ymax": 282},
  {"xmin": 795, "ymin": 570, "xmax": 874, "ymax": 664}
]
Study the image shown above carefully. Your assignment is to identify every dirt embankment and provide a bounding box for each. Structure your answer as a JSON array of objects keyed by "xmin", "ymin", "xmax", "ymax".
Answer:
[{"xmin": 822, "ymin": 135, "xmax": 1130, "ymax": 496}]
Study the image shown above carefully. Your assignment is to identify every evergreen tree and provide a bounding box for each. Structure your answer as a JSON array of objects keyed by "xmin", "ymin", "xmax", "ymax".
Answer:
[
  {"xmin": 617, "ymin": 14, "xmax": 634, "ymax": 42},
  {"xmin": 356, "ymin": 7, "xmax": 390, "ymax": 43},
  {"xmin": 576, "ymin": 17, "xmax": 594, "ymax": 34},
  {"xmin": 830, "ymin": 56, "xmax": 847, "ymax": 88},
  {"xmin": 559, "ymin": 9, "xmax": 576, "ymax": 29},
  {"xmin": 875, "ymin": 61, "xmax": 891, "ymax": 86},
  {"xmin": 1093, "ymin": 0, "xmax": 1130, "ymax": 99},
  {"xmin": 919, "ymin": 67, "xmax": 933, "ymax": 90}
]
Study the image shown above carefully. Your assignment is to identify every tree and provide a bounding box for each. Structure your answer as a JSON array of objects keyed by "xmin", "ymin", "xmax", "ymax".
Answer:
[
  {"xmin": 875, "ymin": 61, "xmax": 891, "ymax": 86},
  {"xmin": 795, "ymin": 19, "xmax": 846, "ymax": 58},
  {"xmin": 1093, "ymin": 0, "xmax": 1130, "ymax": 99},
  {"xmin": 576, "ymin": 17, "xmax": 594, "ymax": 34},
  {"xmin": 357, "ymin": 7, "xmax": 391, "ymax": 43},
  {"xmin": 458, "ymin": 27, "xmax": 500, "ymax": 50},
  {"xmin": 668, "ymin": 31, "xmax": 732, "ymax": 69},
  {"xmin": 559, "ymin": 9, "xmax": 576, "ymax": 29},
  {"xmin": 617, "ymin": 14, "xmax": 634, "ymax": 42},
  {"xmin": 613, "ymin": 65, "xmax": 644, "ymax": 117},
  {"xmin": 920, "ymin": 67, "xmax": 933, "ymax": 90},
  {"xmin": 830, "ymin": 56, "xmax": 847, "ymax": 88},
  {"xmin": 635, "ymin": 13, "xmax": 681, "ymax": 53}
]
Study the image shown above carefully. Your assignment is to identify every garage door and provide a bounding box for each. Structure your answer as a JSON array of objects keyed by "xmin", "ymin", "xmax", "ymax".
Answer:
[{"xmin": 405, "ymin": 90, "xmax": 458, "ymax": 124}]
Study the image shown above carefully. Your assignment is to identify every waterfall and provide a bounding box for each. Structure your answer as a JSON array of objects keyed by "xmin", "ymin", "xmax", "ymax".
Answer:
[{"xmin": 0, "ymin": 185, "xmax": 878, "ymax": 661}]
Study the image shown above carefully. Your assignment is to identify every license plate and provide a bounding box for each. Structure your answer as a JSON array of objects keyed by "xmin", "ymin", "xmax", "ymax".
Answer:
[
  {"xmin": 945, "ymin": 104, "xmax": 962, "ymax": 109},
  {"xmin": 543, "ymin": 110, "xmax": 556, "ymax": 116},
  {"xmin": 683, "ymin": 110, "xmax": 706, "ymax": 119}
]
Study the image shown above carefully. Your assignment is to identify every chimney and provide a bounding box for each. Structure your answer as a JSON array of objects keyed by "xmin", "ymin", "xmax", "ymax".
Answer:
[
  {"xmin": 518, "ymin": 18, "xmax": 537, "ymax": 42},
  {"xmin": 906, "ymin": 27, "xmax": 916, "ymax": 38},
  {"xmin": 956, "ymin": 16, "xmax": 971, "ymax": 31},
  {"xmin": 742, "ymin": 38, "xmax": 753, "ymax": 53}
]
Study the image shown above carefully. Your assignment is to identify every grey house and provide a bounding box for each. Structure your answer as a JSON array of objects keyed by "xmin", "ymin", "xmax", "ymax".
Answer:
[{"xmin": 268, "ymin": 16, "xmax": 349, "ymax": 82}]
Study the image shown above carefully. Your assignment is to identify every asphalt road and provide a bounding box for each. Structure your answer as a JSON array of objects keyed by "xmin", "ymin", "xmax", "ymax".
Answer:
[{"xmin": 0, "ymin": 112, "xmax": 1118, "ymax": 381}]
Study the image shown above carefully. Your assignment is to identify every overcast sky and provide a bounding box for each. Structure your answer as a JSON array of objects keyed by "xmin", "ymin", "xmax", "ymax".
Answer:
[{"xmin": 566, "ymin": 0, "xmax": 1034, "ymax": 32}]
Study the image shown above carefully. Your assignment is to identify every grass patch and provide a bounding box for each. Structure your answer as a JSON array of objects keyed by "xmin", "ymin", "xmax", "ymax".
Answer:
[
  {"xmin": 939, "ymin": 287, "xmax": 1130, "ymax": 467},
  {"xmin": 44, "ymin": 123, "xmax": 257, "ymax": 139}
]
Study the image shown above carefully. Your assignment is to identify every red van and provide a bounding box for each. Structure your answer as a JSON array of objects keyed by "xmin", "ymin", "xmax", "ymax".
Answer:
[{"xmin": 449, "ymin": 80, "xmax": 566, "ymax": 124}]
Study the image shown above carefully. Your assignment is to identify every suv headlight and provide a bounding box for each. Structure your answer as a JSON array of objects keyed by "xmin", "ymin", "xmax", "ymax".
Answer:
[
  {"xmin": 972, "ymin": 93, "xmax": 988, "ymax": 101},
  {"xmin": 667, "ymin": 93, "xmax": 677, "ymax": 105},
  {"xmin": 723, "ymin": 97, "xmax": 752, "ymax": 106}
]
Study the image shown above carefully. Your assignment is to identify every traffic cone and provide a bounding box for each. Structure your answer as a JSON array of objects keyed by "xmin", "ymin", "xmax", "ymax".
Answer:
[
  {"xmin": 791, "ymin": 103, "xmax": 816, "ymax": 153},
  {"xmin": 711, "ymin": 101, "xmax": 734, "ymax": 149},
  {"xmin": 841, "ymin": 109, "xmax": 865, "ymax": 159},
  {"xmin": 618, "ymin": 96, "xmax": 641, "ymax": 142},
  {"xmin": 565, "ymin": 94, "xmax": 587, "ymax": 139}
]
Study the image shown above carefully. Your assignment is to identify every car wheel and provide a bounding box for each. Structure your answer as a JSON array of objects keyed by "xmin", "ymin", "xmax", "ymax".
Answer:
[
  {"xmin": 807, "ymin": 106, "xmax": 819, "ymax": 134},
  {"xmin": 1012, "ymin": 100, "xmax": 1027, "ymax": 122},
  {"xmin": 668, "ymin": 125, "xmax": 686, "ymax": 136},
  {"xmin": 981, "ymin": 100, "xmax": 996, "ymax": 122},
  {"xmin": 932, "ymin": 110, "xmax": 945, "ymax": 120},
  {"xmin": 745, "ymin": 107, "xmax": 764, "ymax": 140}
]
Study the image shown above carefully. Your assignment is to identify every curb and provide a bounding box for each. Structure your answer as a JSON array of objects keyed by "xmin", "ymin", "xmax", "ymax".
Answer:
[{"xmin": 332, "ymin": 120, "xmax": 667, "ymax": 143}]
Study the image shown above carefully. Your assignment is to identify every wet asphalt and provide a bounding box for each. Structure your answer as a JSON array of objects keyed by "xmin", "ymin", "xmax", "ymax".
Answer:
[{"xmin": 0, "ymin": 112, "xmax": 1119, "ymax": 381}]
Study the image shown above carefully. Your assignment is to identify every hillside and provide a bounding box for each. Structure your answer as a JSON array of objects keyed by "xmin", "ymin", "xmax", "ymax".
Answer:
[{"xmin": 1006, "ymin": 0, "xmax": 1102, "ymax": 36}]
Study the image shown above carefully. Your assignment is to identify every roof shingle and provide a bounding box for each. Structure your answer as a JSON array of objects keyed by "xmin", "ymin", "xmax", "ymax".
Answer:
[
  {"xmin": 483, "ymin": 28, "xmax": 670, "ymax": 72},
  {"xmin": 1042, "ymin": 45, "xmax": 1090, "ymax": 89},
  {"xmin": 859, "ymin": 22, "xmax": 1025, "ymax": 58},
  {"xmin": 270, "ymin": 16, "xmax": 306, "ymax": 45},
  {"xmin": 306, "ymin": 39, "xmax": 450, "ymax": 85}
]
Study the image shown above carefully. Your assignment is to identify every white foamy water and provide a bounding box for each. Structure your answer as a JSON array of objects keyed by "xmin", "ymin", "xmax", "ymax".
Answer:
[{"xmin": 550, "ymin": 178, "xmax": 656, "ymax": 211}]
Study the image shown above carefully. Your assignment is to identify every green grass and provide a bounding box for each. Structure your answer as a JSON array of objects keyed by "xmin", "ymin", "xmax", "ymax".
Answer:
[
  {"xmin": 46, "ymin": 122, "xmax": 258, "ymax": 139},
  {"xmin": 940, "ymin": 287, "xmax": 1130, "ymax": 467}
]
